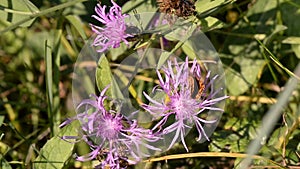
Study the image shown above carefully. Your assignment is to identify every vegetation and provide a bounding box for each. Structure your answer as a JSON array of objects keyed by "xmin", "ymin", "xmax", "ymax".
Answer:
[{"xmin": 0, "ymin": 0, "xmax": 299, "ymax": 168}]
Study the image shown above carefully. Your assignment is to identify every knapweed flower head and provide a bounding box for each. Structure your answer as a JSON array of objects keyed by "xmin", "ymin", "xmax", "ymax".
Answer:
[
  {"xmin": 90, "ymin": 0, "xmax": 132, "ymax": 53},
  {"xmin": 157, "ymin": 0, "xmax": 195, "ymax": 17},
  {"xmin": 60, "ymin": 85, "xmax": 161, "ymax": 169},
  {"xmin": 142, "ymin": 57, "xmax": 228, "ymax": 152}
]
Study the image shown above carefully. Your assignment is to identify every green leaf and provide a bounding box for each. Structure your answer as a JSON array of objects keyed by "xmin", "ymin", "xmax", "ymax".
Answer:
[
  {"xmin": 65, "ymin": 15, "xmax": 87, "ymax": 41},
  {"xmin": 267, "ymin": 127, "xmax": 287, "ymax": 149},
  {"xmin": 285, "ymin": 131, "xmax": 300, "ymax": 164},
  {"xmin": 292, "ymin": 44, "xmax": 300, "ymax": 59},
  {"xmin": 0, "ymin": 116, "xmax": 4, "ymax": 127},
  {"xmin": 195, "ymin": 0, "xmax": 235, "ymax": 14},
  {"xmin": 161, "ymin": 23, "xmax": 197, "ymax": 68},
  {"xmin": 225, "ymin": 57, "xmax": 266, "ymax": 95},
  {"xmin": 246, "ymin": 0, "xmax": 277, "ymax": 17},
  {"xmin": 111, "ymin": 74, "xmax": 125, "ymax": 100},
  {"xmin": 108, "ymin": 43, "xmax": 128, "ymax": 61},
  {"xmin": 280, "ymin": 0, "xmax": 300, "ymax": 36},
  {"xmin": 0, "ymin": 0, "xmax": 39, "ymax": 27},
  {"xmin": 182, "ymin": 41, "xmax": 197, "ymax": 59},
  {"xmin": 197, "ymin": 16, "xmax": 225, "ymax": 32},
  {"xmin": 209, "ymin": 130, "xmax": 248, "ymax": 152},
  {"xmin": 0, "ymin": 154, "xmax": 12, "ymax": 169},
  {"xmin": 95, "ymin": 56, "xmax": 125, "ymax": 109},
  {"xmin": 157, "ymin": 51, "xmax": 172, "ymax": 69},
  {"xmin": 210, "ymin": 117, "xmax": 259, "ymax": 153},
  {"xmin": 33, "ymin": 122, "xmax": 78, "ymax": 169},
  {"xmin": 122, "ymin": 0, "xmax": 157, "ymax": 14},
  {"xmin": 241, "ymin": 63, "xmax": 300, "ymax": 167},
  {"xmin": 96, "ymin": 56, "xmax": 113, "ymax": 96},
  {"xmin": 45, "ymin": 40, "xmax": 55, "ymax": 135},
  {"xmin": 282, "ymin": 37, "xmax": 300, "ymax": 44},
  {"xmin": 282, "ymin": 37, "xmax": 300, "ymax": 59},
  {"xmin": 123, "ymin": 6, "xmax": 157, "ymax": 35},
  {"xmin": 164, "ymin": 20, "xmax": 194, "ymax": 41},
  {"xmin": 263, "ymin": 25, "xmax": 287, "ymax": 44},
  {"xmin": 45, "ymin": 29, "xmax": 62, "ymax": 136},
  {"xmin": 62, "ymin": 1, "xmax": 87, "ymax": 16},
  {"xmin": 220, "ymin": 0, "xmax": 279, "ymax": 95}
]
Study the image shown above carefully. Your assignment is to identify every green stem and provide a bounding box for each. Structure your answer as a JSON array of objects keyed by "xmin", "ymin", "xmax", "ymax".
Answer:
[
  {"xmin": 256, "ymin": 39, "xmax": 300, "ymax": 80},
  {"xmin": 52, "ymin": 16, "xmax": 63, "ymax": 136},
  {"xmin": 45, "ymin": 40, "xmax": 54, "ymax": 135},
  {"xmin": 0, "ymin": 6, "xmax": 35, "ymax": 15}
]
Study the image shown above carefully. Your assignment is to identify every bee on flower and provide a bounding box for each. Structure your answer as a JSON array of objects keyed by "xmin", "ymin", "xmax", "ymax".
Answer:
[{"xmin": 142, "ymin": 57, "xmax": 228, "ymax": 152}]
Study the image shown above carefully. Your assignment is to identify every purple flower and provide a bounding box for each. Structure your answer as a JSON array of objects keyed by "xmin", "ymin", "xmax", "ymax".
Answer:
[
  {"xmin": 60, "ymin": 86, "xmax": 160, "ymax": 169},
  {"xmin": 142, "ymin": 57, "xmax": 228, "ymax": 152},
  {"xmin": 90, "ymin": 0, "xmax": 132, "ymax": 53}
]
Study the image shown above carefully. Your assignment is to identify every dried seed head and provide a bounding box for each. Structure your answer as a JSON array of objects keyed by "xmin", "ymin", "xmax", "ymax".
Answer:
[{"xmin": 157, "ymin": 0, "xmax": 195, "ymax": 18}]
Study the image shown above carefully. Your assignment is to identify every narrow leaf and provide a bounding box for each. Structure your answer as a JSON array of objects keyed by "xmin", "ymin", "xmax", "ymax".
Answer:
[
  {"xmin": 197, "ymin": 16, "xmax": 225, "ymax": 32},
  {"xmin": 96, "ymin": 56, "xmax": 125, "ymax": 100},
  {"xmin": 157, "ymin": 51, "xmax": 172, "ymax": 69},
  {"xmin": 195, "ymin": 0, "xmax": 235, "ymax": 14},
  {"xmin": 122, "ymin": 0, "xmax": 156, "ymax": 14},
  {"xmin": 45, "ymin": 40, "xmax": 54, "ymax": 134},
  {"xmin": 0, "ymin": 116, "xmax": 4, "ymax": 127},
  {"xmin": 65, "ymin": 15, "xmax": 87, "ymax": 41},
  {"xmin": 96, "ymin": 56, "xmax": 113, "ymax": 96},
  {"xmin": 0, "ymin": 0, "xmax": 39, "ymax": 27},
  {"xmin": 282, "ymin": 37, "xmax": 300, "ymax": 44}
]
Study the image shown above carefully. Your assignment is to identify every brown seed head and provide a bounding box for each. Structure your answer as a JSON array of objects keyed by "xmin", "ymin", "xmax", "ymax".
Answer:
[{"xmin": 157, "ymin": 0, "xmax": 195, "ymax": 17}]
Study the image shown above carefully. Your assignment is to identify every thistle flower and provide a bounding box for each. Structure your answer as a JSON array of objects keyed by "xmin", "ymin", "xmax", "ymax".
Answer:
[
  {"xmin": 60, "ymin": 86, "xmax": 161, "ymax": 169},
  {"xmin": 142, "ymin": 57, "xmax": 228, "ymax": 152},
  {"xmin": 90, "ymin": 0, "xmax": 132, "ymax": 53}
]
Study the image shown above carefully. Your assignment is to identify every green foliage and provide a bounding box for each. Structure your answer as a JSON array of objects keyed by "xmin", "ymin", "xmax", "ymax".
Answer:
[
  {"xmin": 0, "ymin": 0, "xmax": 39, "ymax": 27},
  {"xmin": 195, "ymin": 0, "xmax": 235, "ymax": 14},
  {"xmin": 96, "ymin": 55, "xmax": 113, "ymax": 96},
  {"xmin": 0, "ymin": 0, "xmax": 300, "ymax": 168},
  {"xmin": 0, "ymin": 154, "xmax": 12, "ymax": 169},
  {"xmin": 0, "ymin": 116, "xmax": 4, "ymax": 127},
  {"xmin": 209, "ymin": 117, "xmax": 259, "ymax": 153},
  {"xmin": 33, "ymin": 122, "xmax": 78, "ymax": 169},
  {"xmin": 122, "ymin": 0, "xmax": 157, "ymax": 14}
]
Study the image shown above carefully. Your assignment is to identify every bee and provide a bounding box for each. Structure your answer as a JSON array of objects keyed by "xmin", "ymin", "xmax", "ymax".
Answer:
[
  {"xmin": 119, "ymin": 157, "xmax": 129, "ymax": 168},
  {"xmin": 188, "ymin": 75, "xmax": 205, "ymax": 99},
  {"xmin": 126, "ymin": 35, "xmax": 141, "ymax": 42},
  {"xmin": 96, "ymin": 148, "xmax": 109, "ymax": 162},
  {"xmin": 188, "ymin": 62, "xmax": 208, "ymax": 100},
  {"xmin": 162, "ymin": 74, "xmax": 206, "ymax": 105},
  {"xmin": 125, "ymin": 25, "xmax": 142, "ymax": 42},
  {"xmin": 96, "ymin": 148, "xmax": 130, "ymax": 168},
  {"xmin": 195, "ymin": 76, "xmax": 206, "ymax": 99},
  {"xmin": 125, "ymin": 32, "xmax": 153, "ymax": 44}
]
